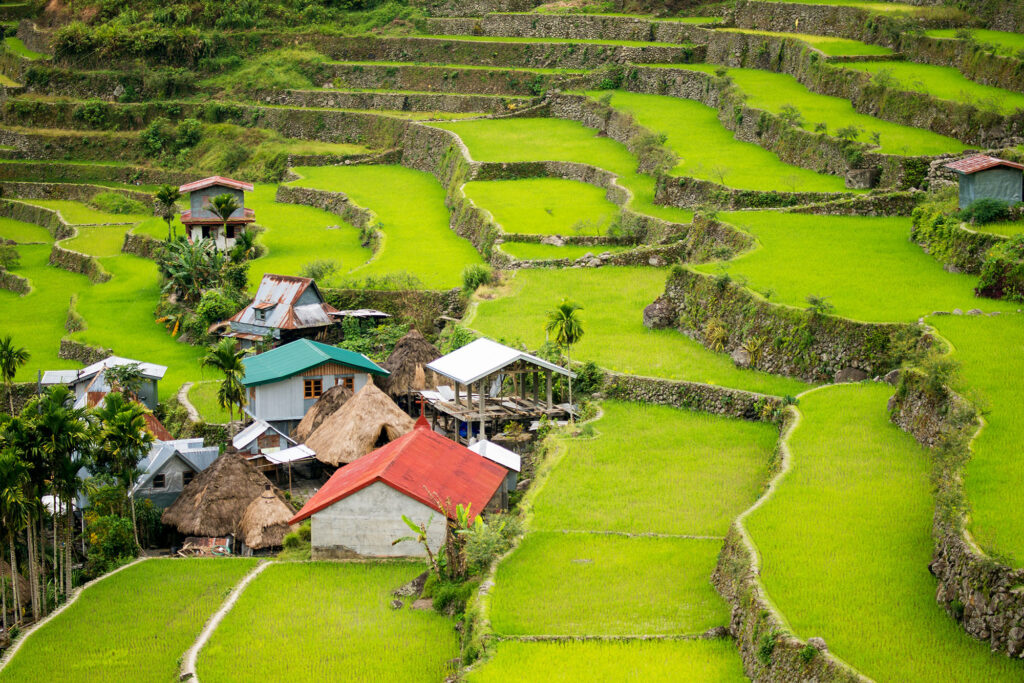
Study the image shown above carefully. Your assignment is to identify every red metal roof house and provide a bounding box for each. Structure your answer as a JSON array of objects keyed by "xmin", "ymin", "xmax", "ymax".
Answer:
[
  {"xmin": 222, "ymin": 273, "xmax": 340, "ymax": 348},
  {"xmin": 945, "ymin": 154, "xmax": 1024, "ymax": 211},
  {"xmin": 290, "ymin": 415, "xmax": 509, "ymax": 559},
  {"xmin": 179, "ymin": 176, "xmax": 255, "ymax": 251}
]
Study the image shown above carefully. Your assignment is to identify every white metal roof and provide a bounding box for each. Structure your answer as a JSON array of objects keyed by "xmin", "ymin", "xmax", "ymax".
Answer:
[
  {"xmin": 229, "ymin": 274, "xmax": 334, "ymax": 331},
  {"xmin": 426, "ymin": 338, "xmax": 573, "ymax": 386},
  {"xmin": 232, "ymin": 419, "xmax": 295, "ymax": 450},
  {"xmin": 132, "ymin": 439, "xmax": 218, "ymax": 493},
  {"xmin": 248, "ymin": 444, "xmax": 316, "ymax": 465},
  {"xmin": 468, "ymin": 439, "xmax": 521, "ymax": 473},
  {"xmin": 41, "ymin": 356, "xmax": 167, "ymax": 386}
]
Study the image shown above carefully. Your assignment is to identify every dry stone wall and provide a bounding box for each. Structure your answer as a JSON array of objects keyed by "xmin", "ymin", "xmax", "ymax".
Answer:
[
  {"xmin": 604, "ymin": 371, "xmax": 783, "ymax": 419},
  {"xmin": 0, "ymin": 198, "xmax": 70, "ymax": 239},
  {"xmin": 0, "ymin": 181, "xmax": 155, "ymax": 211},
  {"xmin": 49, "ymin": 243, "xmax": 110, "ymax": 283},
  {"xmin": 424, "ymin": 13, "xmax": 709, "ymax": 44},
  {"xmin": 0, "ymin": 161, "xmax": 193, "ymax": 186},
  {"xmin": 59, "ymin": 338, "xmax": 112, "ymax": 365},
  {"xmin": 121, "ymin": 231, "xmax": 163, "ymax": 259},
  {"xmin": 910, "ymin": 205, "xmax": 1006, "ymax": 274},
  {"xmin": 899, "ymin": 34, "xmax": 1024, "ymax": 95},
  {"xmin": 325, "ymin": 62, "xmax": 565, "ymax": 97},
  {"xmin": 250, "ymin": 88, "xmax": 535, "ymax": 115},
  {"xmin": 0, "ymin": 383, "xmax": 36, "ymax": 415},
  {"xmin": 0, "ymin": 269, "xmax": 30, "ymax": 295}
]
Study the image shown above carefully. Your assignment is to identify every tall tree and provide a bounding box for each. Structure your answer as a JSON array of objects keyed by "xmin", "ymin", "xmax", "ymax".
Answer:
[
  {"xmin": 93, "ymin": 393, "xmax": 153, "ymax": 550},
  {"xmin": 209, "ymin": 193, "xmax": 240, "ymax": 246},
  {"xmin": 155, "ymin": 185, "xmax": 182, "ymax": 242},
  {"xmin": 158, "ymin": 238, "xmax": 221, "ymax": 304},
  {"xmin": 0, "ymin": 337, "xmax": 30, "ymax": 415},
  {"xmin": 0, "ymin": 450, "xmax": 29, "ymax": 627},
  {"xmin": 104, "ymin": 363, "xmax": 144, "ymax": 402},
  {"xmin": 202, "ymin": 339, "xmax": 248, "ymax": 422},
  {"xmin": 544, "ymin": 299, "xmax": 585, "ymax": 419}
]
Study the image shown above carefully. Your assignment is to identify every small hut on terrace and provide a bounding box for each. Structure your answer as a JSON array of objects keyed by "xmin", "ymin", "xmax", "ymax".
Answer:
[
  {"xmin": 305, "ymin": 383, "xmax": 415, "ymax": 467},
  {"xmin": 239, "ymin": 485, "xmax": 295, "ymax": 552},
  {"xmin": 379, "ymin": 329, "xmax": 442, "ymax": 406},
  {"xmin": 161, "ymin": 453, "xmax": 284, "ymax": 543},
  {"xmin": 291, "ymin": 384, "xmax": 353, "ymax": 442}
]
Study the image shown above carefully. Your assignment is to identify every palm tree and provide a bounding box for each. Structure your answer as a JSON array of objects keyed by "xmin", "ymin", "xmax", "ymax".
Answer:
[
  {"xmin": 155, "ymin": 185, "xmax": 181, "ymax": 241},
  {"xmin": 93, "ymin": 393, "xmax": 153, "ymax": 549},
  {"xmin": 230, "ymin": 229, "xmax": 258, "ymax": 262},
  {"xmin": 202, "ymin": 339, "xmax": 248, "ymax": 423},
  {"xmin": 0, "ymin": 337, "xmax": 30, "ymax": 415},
  {"xmin": 545, "ymin": 299, "xmax": 584, "ymax": 419},
  {"xmin": 158, "ymin": 238, "xmax": 219, "ymax": 304},
  {"xmin": 209, "ymin": 193, "xmax": 240, "ymax": 246},
  {"xmin": 103, "ymin": 363, "xmax": 144, "ymax": 402},
  {"xmin": 0, "ymin": 450, "xmax": 29, "ymax": 627}
]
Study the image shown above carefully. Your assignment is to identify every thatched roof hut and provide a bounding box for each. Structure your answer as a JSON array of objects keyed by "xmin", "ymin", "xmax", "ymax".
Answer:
[
  {"xmin": 379, "ymin": 329, "xmax": 442, "ymax": 398},
  {"xmin": 305, "ymin": 382, "xmax": 415, "ymax": 466},
  {"xmin": 161, "ymin": 452, "xmax": 282, "ymax": 538},
  {"xmin": 240, "ymin": 485, "xmax": 295, "ymax": 550},
  {"xmin": 291, "ymin": 384, "xmax": 353, "ymax": 443}
]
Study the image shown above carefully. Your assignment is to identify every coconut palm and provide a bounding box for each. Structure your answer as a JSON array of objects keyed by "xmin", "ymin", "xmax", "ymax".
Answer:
[
  {"xmin": 155, "ymin": 185, "xmax": 182, "ymax": 241},
  {"xmin": 209, "ymin": 193, "xmax": 240, "ymax": 246},
  {"xmin": 544, "ymin": 299, "xmax": 584, "ymax": 419},
  {"xmin": 202, "ymin": 338, "xmax": 248, "ymax": 422},
  {"xmin": 93, "ymin": 392, "xmax": 153, "ymax": 549},
  {"xmin": 0, "ymin": 337, "xmax": 30, "ymax": 415}
]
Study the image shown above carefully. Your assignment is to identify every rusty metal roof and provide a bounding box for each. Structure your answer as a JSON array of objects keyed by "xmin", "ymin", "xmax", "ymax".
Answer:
[
  {"xmin": 178, "ymin": 176, "xmax": 254, "ymax": 193},
  {"xmin": 229, "ymin": 274, "xmax": 339, "ymax": 331},
  {"xmin": 945, "ymin": 154, "xmax": 1024, "ymax": 175}
]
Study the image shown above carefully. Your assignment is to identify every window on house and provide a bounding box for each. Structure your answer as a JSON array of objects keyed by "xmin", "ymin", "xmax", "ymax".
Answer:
[
  {"xmin": 201, "ymin": 226, "xmax": 212, "ymax": 239},
  {"xmin": 226, "ymin": 225, "xmax": 236, "ymax": 239},
  {"xmin": 338, "ymin": 376, "xmax": 354, "ymax": 391},
  {"xmin": 183, "ymin": 471, "xmax": 195, "ymax": 486},
  {"xmin": 304, "ymin": 379, "xmax": 323, "ymax": 399},
  {"xmin": 254, "ymin": 308, "xmax": 266, "ymax": 322},
  {"xmin": 152, "ymin": 473, "xmax": 166, "ymax": 489}
]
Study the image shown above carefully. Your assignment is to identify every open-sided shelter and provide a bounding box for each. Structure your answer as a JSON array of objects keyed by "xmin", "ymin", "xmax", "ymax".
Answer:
[
  {"xmin": 304, "ymin": 382, "xmax": 415, "ymax": 466},
  {"xmin": 422, "ymin": 338, "xmax": 574, "ymax": 444},
  {"xmin": 945, "ymin": 154, "xmax": 1024, "ymax": 210},
  {"xmin": 290, "ymin": 415, "xmax": 509, "ymax": 559}
]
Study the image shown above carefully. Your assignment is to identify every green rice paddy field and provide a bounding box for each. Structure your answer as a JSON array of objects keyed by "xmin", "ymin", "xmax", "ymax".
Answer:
[
  {"xmin": 933, "ymin": 313, "xmax": 1024, "ymax": 567},
  {"xmin": 745, "ymin": 383, "xmax": 1022, "ymax": 681},
  {"xmin": 500, "ymin": 242, "xmax": 630, "ymax": 260},
  {"xmin": 463, "ymin": 178, "xmax": 618, "ymax": 235},
  {"xmin": 925, "ymin": 28, "xmax": 1024, "ymax": 57},
  {"xmin": 197, "ymin": 562, "xmax": 459, "ymax": 682},
  {"xmin": 188, "ymin": 380, "xmax": 233, "ymax": 424},
  {"xmin": 0, "ymin": 558, "xmax": 258, "ymax": 683},
  {"xmin": 718, "ymin": 29, "xmax": 894, "ymax": 56}
]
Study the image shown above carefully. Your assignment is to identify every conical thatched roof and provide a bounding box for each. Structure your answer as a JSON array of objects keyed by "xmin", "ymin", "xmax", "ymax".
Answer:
[
  {"xmin": 161, "ymin": 453, "xmax": 282, "ymax": 537},
  {"xmin": 380, "ymin": 329, "xmax": 442, "ymax": 398},
  {"xmin": 305, "ymin": 382, "xmax": 415, "ymax": 466},
  {"xmin": 240, "ymin": 485, "xmax": 295, "ymax": 549},
  {"xmin": 291, "ymin": 384, "xmax": 353, "ymax": 443}
]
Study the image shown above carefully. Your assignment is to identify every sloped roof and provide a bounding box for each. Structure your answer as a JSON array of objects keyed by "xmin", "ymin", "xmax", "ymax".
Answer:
[
  {"xmin": 229, "ymin": 274, "xmax": 339, "ymax": 331},
  {"xmin": 242, "ymin": 338, "xmax": 388, "ymax": 387},
  {"xmin": 179, "ymin": 176, "xmax": 254, "ymax": 193},
  {"xmin": 132, "ymin": 439, "xmax": 219, "ymax": 494},
  {"xmin": 41, "ymin": 356, "xmax": 167, "ymax": 386},
  {"xmin": 468, "ymin": 439, "xmax": 521, "ymax": 473},
  {"xmin": 144, "ymin": 413, "xmax": 174, "ymax": 442},
  {"xmin": 290, "ymin": 416, "xmax": 508, "ymax": 525},
  {"xmin": 945, "ymin": 154, "xmax": 1024, "ymax": 175},
  {"xmin": 181, "ymin": 207, "xmax": 255, "ymax": 224},
  {"xmin": 426, "ymin": 338, "xmax": 573, "ymax": 386},
  {"xmin": 231, "ymin": 419, "xmax": 295, "ymax": 450}
]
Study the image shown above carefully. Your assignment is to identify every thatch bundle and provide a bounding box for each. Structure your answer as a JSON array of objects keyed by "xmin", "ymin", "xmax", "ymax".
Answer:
[
  {"xmin": 162, "ymin": 453, "xmax": 281, "ymax": 537},
  {"xmin": 291, "ymin": 384, "xmax": 353, "ymax": 443},
  {"xmin": 306, "ymin": 382, "xmax": 415, "ymax": 466},
  {"xmin": 240, "ymin": 485, "xmax": 295, "ymax": 549},
  {"xmin": 379, "ymin": 329, "xmax": 442, "ymax": 398}
]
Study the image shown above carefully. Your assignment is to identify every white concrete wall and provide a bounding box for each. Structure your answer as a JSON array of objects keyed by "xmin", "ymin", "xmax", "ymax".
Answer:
[{"xmin": 311, "ymin": 482, "xmax": 446, "ymax": 558}]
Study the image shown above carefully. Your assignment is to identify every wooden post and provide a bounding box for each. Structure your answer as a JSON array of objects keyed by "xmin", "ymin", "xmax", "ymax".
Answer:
[
  {"xmin": 478, "ymin": 379, "xmax": 486, "ymax": 440},
  {"xmin": 533, "ymin": 370, "xmax": 539, "ymax": 407},
  {"xmin": 545, "ymin": 370, "xmax": 553, "ymax": 409},
  {"xmin": 454, "ymin": 382, "xmax": 461, "ymax": 406},
  {"xmin": 519, "ymin": 368, "xmax": 527, "ymax": 401}
]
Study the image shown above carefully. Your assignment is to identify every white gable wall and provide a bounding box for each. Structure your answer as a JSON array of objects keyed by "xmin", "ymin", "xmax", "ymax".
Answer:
[{"xmin": 311, "ymin": 481, "xmax": 446, "ymax": 559}]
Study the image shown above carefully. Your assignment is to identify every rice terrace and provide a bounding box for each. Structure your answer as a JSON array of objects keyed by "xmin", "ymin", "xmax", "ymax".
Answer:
[{"xmin": 0, "ymin": 0, "xmax": 1023, "ymax": 678}]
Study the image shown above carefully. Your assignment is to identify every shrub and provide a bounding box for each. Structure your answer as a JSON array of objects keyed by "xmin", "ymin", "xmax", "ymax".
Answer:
[
  {"xmin": 195, "ymin": 289, "xmax": 237, "ymax": 326},
  {"xmin": 83, "ymin": 514, "xmax": 136, "ymax": 578},
  {"xmin": 440, "ymin": 324, "xmax": 477, "ymax": 354},
  {"xmin": 90, "ymin": 192, "xmax": 147, "ymax": 215},
  {"xmin": 778, "ymin": 103, "xmax": 803, "ymax": 127},
  {"xmin": 462, "ymin": 264, "xmax": 492, "ymax": 293},
  {"xmin": 431, "ymin": 579, "xmax": 476, "ymax": 615},
  {"xmin": 337, "ymin": 318, "xmax": 410, "ymax": 361},
  {"xmin": 757, "ymin": 631, "xmax": 778, "ymax": 665},
  {"xmin": 0, "ymin": 244, "xmax": 19, "ymax": 270},
  {"xmin": 573, "ymin": 361, "xmax": 604, "ymax": 396},
  {"xmin": 960, "ymin": 198, "xmax": 1011, "ymax": 224},
  {"xmin": 464, "ymin": 513, "xmax": 522, "ymax": 572},
  {"xmin": 976, "ymin": 234, "xmax": 1024, "ymax": 302},
  {"xmin": 300, "ymin": 258, "xmax": 341, "ymax": 282},
  {"xmin": 805, "ymin": 294, "xmax": 835, "ymax": 317},
  {"xmin": 799, "ymin": 643, "xmax": 818, "ymax": 663}
]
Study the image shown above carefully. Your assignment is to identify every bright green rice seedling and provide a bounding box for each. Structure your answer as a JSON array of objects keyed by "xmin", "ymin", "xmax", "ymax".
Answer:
[
  {"xmin": 499, "ymin": 242, "xmax": 631, "ymax": 260},
  {"xmin": 3, "ymin": 36, "xmax": 43, "ymax": 60},
  {"xmin": 489, "ymin": 532, "xmax": 728, "ymax": 635},
  {"xmin": 696, "ymin": 211, "xmax": 1017, "ymax": 322},
  {"xmin": 470, "ymin": 266, "xmax": 809, "ymax": 395},
  {"xmin": 842, "ymin": 61, "xmax": 1024, "ymax": 115},
  {"xmin": 0, "ymin": 216, "xmax": 51, "ymax": 243},
  {"xmin": 531, "ymin": 401, "xmax": 774, "ymax": 535},
  {"xmin": 1, "ymin": 558, "xmax": 257, "ymax": 683},
  {"xmin": 754, "ymin": 0, "xmax": 958, "ymax": 14},
  {"xmin": 462, "ymin": 178, "xmax": 618, "ymax": 235},
  {"xmin": 433, "ymin": 118, "xmax": 695, "ymax": 223},
  {"xmin": 589, "ymin": 91, "xmax": 849, "ymax": 192},
  {"xmin": 289, "ymin": 165, "xmax": 483, "ymax": 289},
  {"xmin": 0, "ymin": 72, "xmax": 18, "ymax": 87},
  {"xmin": 62, "ymin": 226, "xmax": 132, "ymax": 257},
  {"xmin": 468, "ymin": 639, "xmax": 747, "ymax": 681},
  {"xmin": 197, "ymin": 562, "xmax": 459, "ymax": 682},
  {"xmin": 933, "ymin": 313, "xmax": 1024, "ymax": 567},
  {"xmin": 925, "ymin": 28, "xmax": 1024, "ymax": 57},
  {"xmin": 188, "ymin": 380, "xmax": 232, "ymax": 424},
  {"xmin": 718, "ymin": 29, "xmax": 893, "ymax": 56},
  {"xmin": 976, "ymin": 218, "xmax": 1024, "ymax": 236},
  {"xmin": 22, "ymin": 199, "xmax": 148, "ymax": 225},
  {"xmin": 745, "ymin": 383, "xmax": 1023, "ymax": 681},
  {"xmin": 697, "ymin": 67, "xmax": 971, "ymax": 155}
]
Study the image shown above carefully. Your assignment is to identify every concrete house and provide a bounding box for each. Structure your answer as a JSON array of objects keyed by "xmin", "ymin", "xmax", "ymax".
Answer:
[
  {"xmin": 40, "ymin": 356, "xmax": 167, "ymax": 411},
  {"xmin": 132, "ymin": 438, "xmax": 220, "ymax": 508},
  {"xmin": 223, "ymin": 274, "xmax": 341, "ymax": 348},
  {"xmin": 289, "ymin": 415, "xmax": 509, "ymax": 559},
  {"xmin": 946, "ymin": 155, "xmax": 1024, "ymax": 210},
  {"xmin": 241, "ymin": 338, "xmax": 389, "ymax": 435},
  {"xmin": 179, "ymin": 176, "xmax": 255, "ymax": 251}
]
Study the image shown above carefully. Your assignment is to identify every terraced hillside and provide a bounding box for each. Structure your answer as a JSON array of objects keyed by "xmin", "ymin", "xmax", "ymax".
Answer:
[{"xmin": 1, "ymin": 0, "xmax": 1023, "ymax": 680}]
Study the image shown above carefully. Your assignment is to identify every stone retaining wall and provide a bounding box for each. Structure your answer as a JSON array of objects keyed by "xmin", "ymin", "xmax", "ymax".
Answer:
[
  {"xmin": 250, "ymin": 88, "xmax": 536, "ymax": 115},
  {"xmin": 656, "ymin": 175, "xmax": 848, "ymax": 210},
  {"xmin": 604, "ymin": 371, "xmax": 783, "ymax": 420},
  {"xmin": 49, "ymin": 243, "xmax": 110, "ymax": 283},
  {"xmin": 0, "ymin": 161, "xmax": 194, "ymax": 186},
  {"xmin": 274, "ymin": 184, "xmax": 377, "ymax": 232},
  {"xmin": 910, "ymin": 205, "xmax": 1006, "ymax": 274},
  {"xmin": 0, "ymin": 382, "xmax": 36, "ymax": 415},
  {"xmin": 899, "ymin": 34, "xmax": 1024, "ymax": 95},
  {"xmin": 59, "ymin": 338, "xmax": 112, "ymax": 365},
  {"xmin": 424, "ymin": 13, "xmax": 709, "ymax": 45},
  {"xmin": 121, "ymin": 231, "xmax": 163, "ymax": 259},
  {"xmin": 0, "ymin": 181, "xmax": 155, "ymax": 210},
  {"xmin": 0, "ymin": 198, "xmax": 70, "ymax": 239},
  {"xmin": 0, "ymin": 269, "xmax": 29, "ymax": 295},
  {"xmin": 411, "ymin": 0, "xmax": 541, "ymax": 18},
  {"xmin": 889, "ymin": 370, "xmax": 1024, "ymax": 657},
  {"xmin": 650, "ymin": 268, "xmax": 924, "ymax": 383},
  {"xmin": 325, "ymin": 62, "xmax": 568, "ymax": 97},
  {"xmin": 16, "ymin": 21, "xmax": 52, "ymax": 57}
]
